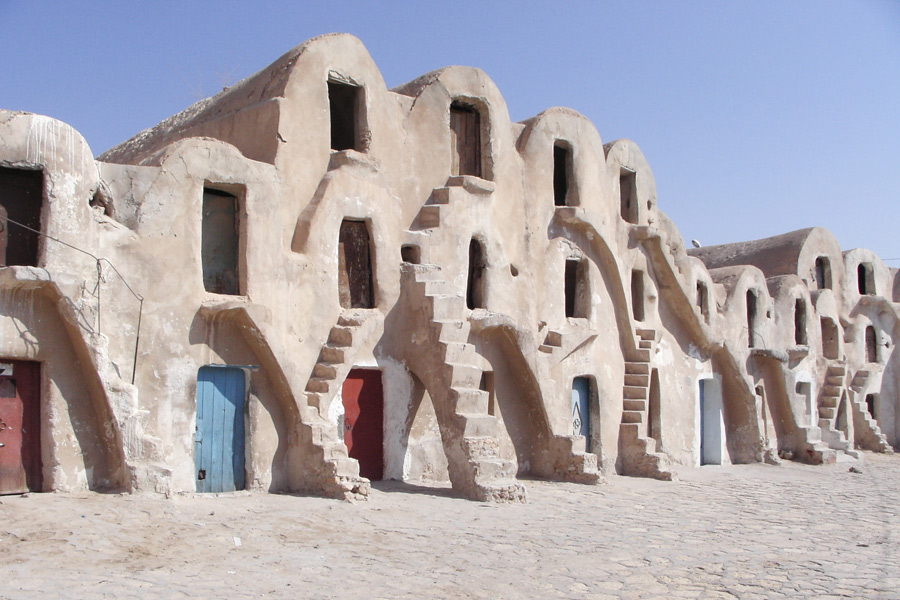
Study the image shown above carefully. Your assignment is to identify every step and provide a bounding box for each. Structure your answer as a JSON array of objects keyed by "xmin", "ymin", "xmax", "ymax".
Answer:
[
  {"xmin": 619, "ymin": 422, "xmax": 642, "ymax": 442},
  {"xmin": 337, "ymin": 314, "xmax": 365, "ymax": 327},
  {"xmin": 306, "ymin": 391, "xmax": 325, "ymax": 411},
  {"xmin": 329, "ymin": 457, "xmax": 360, "ymax": 479},
  {"xmin": 461, "ymin": 414, "xmax": 499, "ymax": 437},
  {"xmin": 431, "ymin": 295, "xmax": 466, "ymax": 319},
  {"xmin": 447, "ymin": 363, "xmax": 481, "ymax": 388},
  {"xmin": 639, "ymin": 436, "xmax": 659, "ymax": 455},
  {"xmin": 412, "ymin": 264, "xmax": 444, "ymax": 282},
  {"xmin": 623, "ymin": 399, "xmax": 646, "ymax": 412},
  {"xmin": 321, "ymin": 441, "xmax": 348, "ymax": 460},
  {"xmin": 635, "ymin": 328, "xmax": 657, "ymax": 340},
  {"xmin": 476, "ymin": 480, "xmax": 528, "ymax": 503},
  {"xmin": 312, "ymin": 362, "xmax": 338, "ymax": 379},
  {"xmin": 826, "ymin": 375, "xmax": 845, "ymax": 386},
  {"xmin": 442, "ymin": 341, "xmax": 477, "ymax": 363},
  {"xmin": 306, "ymin": 377, "xmax": 331, "ymax": 393},
  {"xmin": 624, "ymin": 373, "xmax": 649, "ymax": 387},
  {"xmin": 625, "ymin": 362, "xmax": 650, "ymax": 375},
  {"xmin": 633, "ymin": 348, "xmax": 651, "ymax": 362},
  {"xmin": 819, "ymin": 397, "xmax": 838, "ymax": 409},
  {"xmin": 307, "ymin": 420, "xmax": 335, "ymax": 445},
  {"xmin": 639, "ymin": 340, "xmax": 653, "ymax": 349},
  {"xmin": 436, "ymin": 319, "xmax": 470, "ymax": 343},
  {"xmin": 624, "ymin": 385, "xmax": 647, "ymax": 400},
  {"xmin": 321, "ymin": 344, "xmax": 346, "ymax": 363},
  {"xmin": 463, "ymin": 436, "xmax": 501, "ymax": 459},
  {"xmin": 419, "ymin": 205, "xmax": 441, "ymax": 228},
  {"xmin": 473, "ymin": 457, "xmax": 518, "ymax": 482},
  {"xmin": 328, "ymin": 326, "xmax": 354, "ymax": 347},
  {"xmin": 451, "ymin": 388, "xmax": 489, "ymax": 413},
  {"xmin": 538, "ymin": 344, "xmax": 555, "ymax": 353},
  {"xmin": 431, "ymin": 187, "xmax": 452, "ymax": 205},
  {"xmin": 821, "ymin": 385, "xmax": 842, "ymax": 397},
  {"xmin": 818, "ymin": 407, "xmax": 836, "ymax": 420},
  {"xmin": 622, "ymin": 410, "xmax": 644, "ymax": 424}
]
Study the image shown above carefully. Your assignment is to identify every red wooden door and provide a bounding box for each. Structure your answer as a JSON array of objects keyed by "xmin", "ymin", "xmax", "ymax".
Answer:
[
  {"xmin": 342, "ymin": 369, "xmax": 384, "ymax": 481},
  {"xmin": 0, "ymin": 360, "xmax": 42, "ymax": 494}
]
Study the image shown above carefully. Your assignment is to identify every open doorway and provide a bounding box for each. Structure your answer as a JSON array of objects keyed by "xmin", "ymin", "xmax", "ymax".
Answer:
[{"xmin": 342, "ymin": 369, "xmax": 384, "ymax": 481}]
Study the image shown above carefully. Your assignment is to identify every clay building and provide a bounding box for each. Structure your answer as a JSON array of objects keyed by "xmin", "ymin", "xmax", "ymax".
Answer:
[{"xmin": 0, "ymin": 34, "xmax": 895, "ymax": 501}]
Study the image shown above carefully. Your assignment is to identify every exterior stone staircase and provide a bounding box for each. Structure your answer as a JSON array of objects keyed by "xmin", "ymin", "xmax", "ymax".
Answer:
[
  {"xmin": 305, "ymin": 313, "xmax": 377, "ymax": 418},
  {"xmin": 301, "ymin": 311, "xmax": 381, "ymax": 498},
  {"xmin": 617, "ymin": 328, "xmax": 675, "ymax": 481},
  {"xmin": 304, "ymin": 417, "xmax": 369, "ymax": 499},
  {"xmin": 407, "ymin": 263, "xmax": 527, "ymax": 502},
  {"xmin": 848, "ymin": 369, "xmax": 893, "ymax": 453},
  {"xmin": 816, "ymin": 364, "xmax": 859, "ymax": 457}
]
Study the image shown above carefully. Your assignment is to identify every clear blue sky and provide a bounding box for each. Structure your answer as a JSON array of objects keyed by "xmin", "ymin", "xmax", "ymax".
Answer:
[{"xmin": 2, "ymin": 1, "xmax": 898, "ymax": 261}]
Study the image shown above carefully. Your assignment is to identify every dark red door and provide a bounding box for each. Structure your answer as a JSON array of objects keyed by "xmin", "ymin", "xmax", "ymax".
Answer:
[
  {"xmin": 0, "ymin": 360, "xmax": 42, "ymax": 494},
  {"xmin": 342, "ymin": 369, "xmax": 383, "ymax": 481}
]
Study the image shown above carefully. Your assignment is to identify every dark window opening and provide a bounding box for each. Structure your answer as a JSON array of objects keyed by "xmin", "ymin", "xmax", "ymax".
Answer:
[
  {"xmin": 858, "ymin": 263, "xmax": 875, "ymax": 295},
  {"xmin": 746, "ymin": 290, "xmax": 758, "ymax": 347},
  {"xmin": 815, "ymin": 256, "xmax": 832, "ymax": 290},
  {"xmin": 202, "ymin": 187, "xmax": 240, "ymax": 295},
  {"xmin": 794, "ymin": 298, "xmax": 807, "ymax": 345},
  {"xmin": 467, "ymin": 238, "xmax": 487, "ymax": 309},
  {"xmin": 450, "ymin": 102, "xmax": 482, "ymax": 178},
  {"xmin": 866, "ymin": 393, "xmax": 877, "ymax": 419},
  {"xmin": 400, "ymin": 244, "xmax": 420, "ymax": 264},
  {"xmin": 865, "ymin": 326, "xmax": 879, "ymax": 363},
  {"xmin": 339, "ymin": 220, "xmax": 374, "ymax": 309},
  {"xmin": 648, "ymin": 368, "xmax": 661, "ymax": 446},
  {"xmin": 696, "ymin": 281, "xmax": 709, "ymax": 323},
  {"xmin": 619, "ymin": 168, "xmax": 638, "ymax": 224},
  {"xmin": 328, "ymin": 80, "xmax": 362, "ymax": 152},
  {"xmin": 553, "ymin": 142, "xmax": 573, "ymax": 207},
  {"xmin": 565, "ymin": 258, "xmax": 589, "ymax": 318},
  {"xmin": 0, "ymin": 167, "xmax": 43, "ymax": 268},
  {"xmin": 631, "ymin": 269, "xmax": 645, "ymax": 322},
  {"xmin": 820, "ymin": 317, "xmax": 839, "ymax": 359},
  {"xmin": 479, "ymin": 371, "xmax": 495, "ymax": 416}
]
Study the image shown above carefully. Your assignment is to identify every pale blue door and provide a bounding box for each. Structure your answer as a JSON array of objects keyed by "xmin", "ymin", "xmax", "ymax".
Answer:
[
  {"xmin": 572, "ymin": 377, "xmax": 591, "ymax": 451},
  {"xmin": 700, "ymin": 379, "xmax": 723, "ymax": 465},
  {"xmin": 195, "ymin": 366, "xmax": 246, "ymax": 492}
]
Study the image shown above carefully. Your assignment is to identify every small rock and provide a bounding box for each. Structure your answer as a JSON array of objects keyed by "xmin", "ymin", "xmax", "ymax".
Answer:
[{"xmin": 849, "ymin": 466, "xmax": 863, "ymax": 474}]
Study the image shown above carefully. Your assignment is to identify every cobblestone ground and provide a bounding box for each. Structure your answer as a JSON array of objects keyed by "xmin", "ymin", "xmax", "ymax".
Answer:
[{"xmin": 1, "ymin": 453, "xmax": 898, "ymax": 599}]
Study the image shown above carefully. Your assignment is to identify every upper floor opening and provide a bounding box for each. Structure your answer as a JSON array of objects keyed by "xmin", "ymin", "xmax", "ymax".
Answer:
[
  {"xmin": 619, "ymin": 167, "xmax": 638, "ymax": 224},
  {"xmin": 553, "ymin": 141, "xmax": 576, "ymax": 207},
  {"xmin": 202, "ymin": 185, "xmax": 244, "ymax": 296},
  {"xmin": 328, "ymin": 79, "xmax": 366, "ymax": 152},
  {"xmin": 814, "ymin": 256, "xmax": 832, "ymax": 290},
  {"xmin": 450, "ymin": 100, "xmax": 491, "ymax": 180},
  {"xmin": 857, "ymin": 262, "xmax": 875, "ymax": 295},
  {"xmin": 0, "ymin": 166, "xmax": 43, "ymax": 268}
]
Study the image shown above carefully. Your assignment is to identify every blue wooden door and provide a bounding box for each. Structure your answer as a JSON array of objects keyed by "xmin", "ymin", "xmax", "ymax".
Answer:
[
  {"xmin": 195, "ymin": 366, "xmax": 246, "ymax": 492},
  {"xmin": 572, "ymin": 376, "xmax": 591, "ymax": 451}
]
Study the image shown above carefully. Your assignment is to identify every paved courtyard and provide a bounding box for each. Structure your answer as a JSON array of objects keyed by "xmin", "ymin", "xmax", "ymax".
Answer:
[{"xmin": 1, "ymin": 453, "xmax": 898, "ymax": 599}]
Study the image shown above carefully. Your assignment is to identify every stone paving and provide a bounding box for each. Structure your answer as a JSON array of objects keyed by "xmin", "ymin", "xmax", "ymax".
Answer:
[{"xmin": 1, "ymin": 453, "xmax": 898, "ymax": 599}]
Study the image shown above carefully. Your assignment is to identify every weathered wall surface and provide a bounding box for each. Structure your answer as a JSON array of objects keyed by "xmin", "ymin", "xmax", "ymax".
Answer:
[{"xmin": 0, "ymin": 33, "xmax": 895, "ymax": 500}]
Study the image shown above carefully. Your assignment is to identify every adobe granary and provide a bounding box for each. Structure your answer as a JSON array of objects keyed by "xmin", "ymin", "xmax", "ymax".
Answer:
[{"xmin": 0, "ymin": 33, "xmax": 895, "ymax": 501}]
